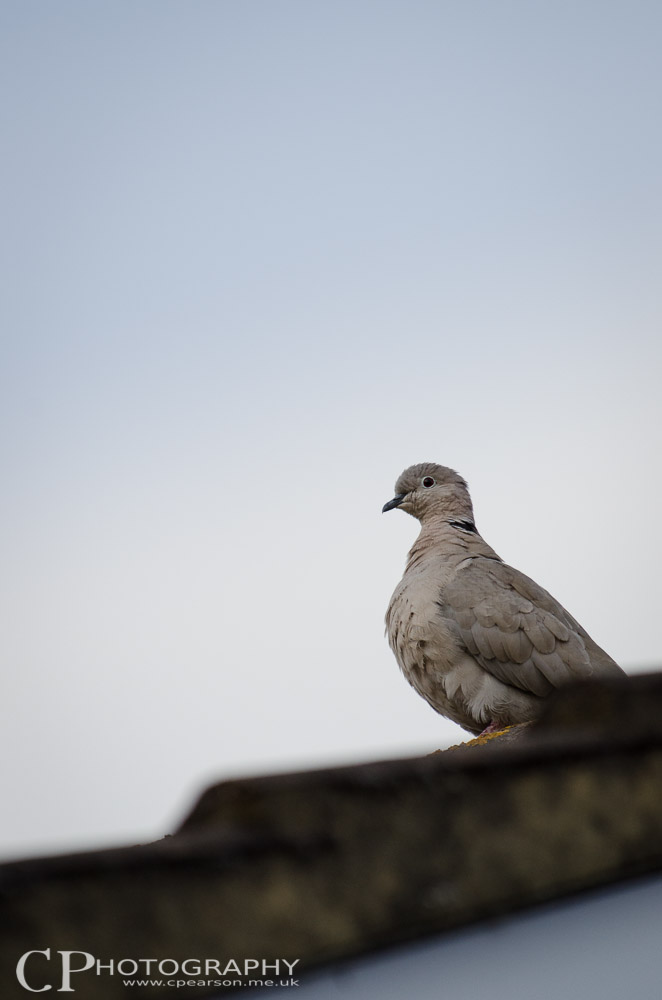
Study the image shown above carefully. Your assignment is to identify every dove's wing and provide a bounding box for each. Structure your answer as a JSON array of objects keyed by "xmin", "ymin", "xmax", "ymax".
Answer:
[{"xmin": 441, "ymin": 558, "xmax": 623, "ymax": 697}]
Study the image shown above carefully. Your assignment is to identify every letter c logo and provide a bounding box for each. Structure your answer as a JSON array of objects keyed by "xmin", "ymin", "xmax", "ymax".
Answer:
[{"xmin": 16, "ymin": 949, "xmax": 52, "ymax": 992}]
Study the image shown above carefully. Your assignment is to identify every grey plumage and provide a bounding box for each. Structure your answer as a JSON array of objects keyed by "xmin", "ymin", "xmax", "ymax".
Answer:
[{"xmin": 383, "ymin": 463, "xmax": 625, "ymax": 735}]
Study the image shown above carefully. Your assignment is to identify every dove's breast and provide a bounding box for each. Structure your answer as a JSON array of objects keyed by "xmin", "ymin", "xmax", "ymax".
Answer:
[
  {"xmin": 385, "ymin": 558, "xmax": 479, "ymax": 730},
  {"xmin": 385, "ymin": 554, "xmax": 543, "ymax": 733}
]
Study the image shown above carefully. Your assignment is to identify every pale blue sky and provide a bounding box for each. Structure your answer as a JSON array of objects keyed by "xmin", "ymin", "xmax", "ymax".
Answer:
[{"xmin": 2, "ymin": 1, "xmax": 661, "ymax": 858}]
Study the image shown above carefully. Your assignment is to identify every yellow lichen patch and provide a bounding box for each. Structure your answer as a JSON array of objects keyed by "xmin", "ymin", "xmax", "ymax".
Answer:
[
  {"xmin": 444, "ymin": 726, "xmax": 517, "ymax": 751},
  {"xmin": 468, "ymin": 726, "xmax": 516, "ymax": 745}
]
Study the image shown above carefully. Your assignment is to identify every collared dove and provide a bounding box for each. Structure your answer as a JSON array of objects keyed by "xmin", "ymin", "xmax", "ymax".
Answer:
[{"xmin": 383, "ymin": 463, "xmax": 625, "ymax": 735}]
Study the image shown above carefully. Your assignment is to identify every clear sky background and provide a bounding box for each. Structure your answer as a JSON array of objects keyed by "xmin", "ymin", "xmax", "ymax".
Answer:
[{"xmin": 1, "ymin": 1, "xmax": 661, "ymax": 860}]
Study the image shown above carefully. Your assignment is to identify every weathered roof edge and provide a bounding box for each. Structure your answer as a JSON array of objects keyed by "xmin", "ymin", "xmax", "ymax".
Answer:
[{"xmin": 1, "ymin": 673, "xmax": 661, "ymax": 999}]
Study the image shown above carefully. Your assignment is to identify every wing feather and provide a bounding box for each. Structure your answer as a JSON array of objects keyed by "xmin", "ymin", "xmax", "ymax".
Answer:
[{"xmin": 440, "ymin": 558, "xmax": 607, "ymax": 696}]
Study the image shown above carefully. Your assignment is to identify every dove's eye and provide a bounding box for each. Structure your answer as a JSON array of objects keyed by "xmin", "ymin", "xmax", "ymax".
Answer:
[{"xmin": 422, "ymin": 477, "xmax": 435, "ymax": 488}]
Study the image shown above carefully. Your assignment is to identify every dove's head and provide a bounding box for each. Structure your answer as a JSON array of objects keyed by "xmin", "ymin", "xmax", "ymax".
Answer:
[{"xmin": 382, "ymin": 462, "xmax": 475, "ymax": 524}]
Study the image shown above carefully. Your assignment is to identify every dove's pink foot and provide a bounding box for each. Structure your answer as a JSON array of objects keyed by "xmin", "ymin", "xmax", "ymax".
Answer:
[{"xmin": 479, "ymin": 721, "xmax": 506, "ymax": 737}]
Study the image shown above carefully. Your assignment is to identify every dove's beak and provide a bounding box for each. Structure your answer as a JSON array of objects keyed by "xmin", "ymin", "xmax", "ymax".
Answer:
[{"xmin": 382, "ymin": 493, "xmax": 406, "ymax": 513}]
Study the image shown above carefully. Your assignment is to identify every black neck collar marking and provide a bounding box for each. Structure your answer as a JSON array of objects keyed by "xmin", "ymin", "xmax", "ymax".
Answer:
[{"xmin": 447, "ymin": 519, "xmax": 478, "ymax": 534}]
